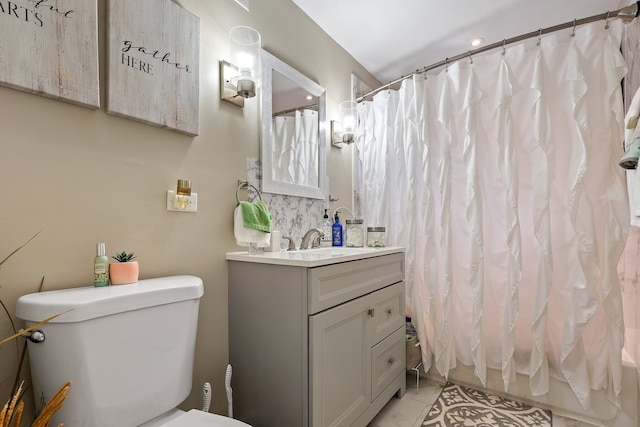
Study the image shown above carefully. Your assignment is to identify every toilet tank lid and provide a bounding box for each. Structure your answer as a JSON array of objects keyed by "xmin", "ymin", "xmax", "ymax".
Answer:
[{"xmin": 15, "ymin": 275, "xmax": 204, "ymax": 323}]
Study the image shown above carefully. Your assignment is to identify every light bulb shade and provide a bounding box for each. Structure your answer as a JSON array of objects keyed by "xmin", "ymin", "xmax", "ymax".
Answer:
[
  {"xmin": 174, "ymin": 179, "xmax": 192, "ymax": 209},
  {"xmin": 229, "ymin": 26, "xmax": 261, "ymax": 96},
  {"xmin": 620, "ymin": 138, "xmax": 640, "ymax": 169},
  {"xmin": 176, "ymin": 179, "xmax": 191, "ymax": 196},
  {"xmin": 339, "ymin": 100, "xmax": 357, "ymax": 136}
]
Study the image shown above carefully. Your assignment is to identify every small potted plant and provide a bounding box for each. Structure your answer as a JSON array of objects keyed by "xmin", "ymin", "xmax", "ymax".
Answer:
[{"xmin": 109, "ymin": 251, "xmax": 139, "ymax": 285}]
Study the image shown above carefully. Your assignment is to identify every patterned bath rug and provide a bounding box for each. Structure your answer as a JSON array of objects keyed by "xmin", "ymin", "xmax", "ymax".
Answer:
[{"xmin": 422, "ymin": 383, "xmax": 551, "ymax": 426}]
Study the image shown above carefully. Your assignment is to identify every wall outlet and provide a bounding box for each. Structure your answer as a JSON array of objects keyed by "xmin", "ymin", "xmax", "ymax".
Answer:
[{"xmin": 166, "ymin": 190, "xmax": 198, "ymax": 213}]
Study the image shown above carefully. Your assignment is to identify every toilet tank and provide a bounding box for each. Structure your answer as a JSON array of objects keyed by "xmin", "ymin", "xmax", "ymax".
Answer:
[{"xmin": 15, "ymin": 275, "xmax": 204, "ymax": 427}]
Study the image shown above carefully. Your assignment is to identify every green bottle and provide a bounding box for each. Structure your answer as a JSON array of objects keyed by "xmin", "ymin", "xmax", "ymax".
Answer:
[{"xmin": 94, "ymin": 243, "xmax": 109, "ymax": 287}]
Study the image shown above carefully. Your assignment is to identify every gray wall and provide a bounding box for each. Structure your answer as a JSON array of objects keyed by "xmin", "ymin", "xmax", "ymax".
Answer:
[{"xmin": 0, "ymin": 0, "xmax": 379, "ymax": 415}]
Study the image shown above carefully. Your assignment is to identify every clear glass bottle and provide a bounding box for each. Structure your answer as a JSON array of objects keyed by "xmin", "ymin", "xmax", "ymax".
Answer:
[
  {"xmin": 321, "ymin": 209, "xmax": 332, "ymax": 247},
  {"xmin": 345, "ymin": 219, "xmax": 364, "ymax": 247},
  {"xmin": 367, "ymin": 227, "xmax": 386, "ymax": 247}
]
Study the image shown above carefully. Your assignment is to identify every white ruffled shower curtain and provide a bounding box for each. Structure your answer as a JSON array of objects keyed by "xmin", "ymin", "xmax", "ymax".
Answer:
[
  {"xmin": 354, "ymin": 20, "xmax": 629, "ymax": 409},
  {"xmin": 620, "ymin": 14, "xmax": 640, "ymax": 401},
  {"xmin": 272, "ymin": 109, "xmax": 318, "ymax": 186}
]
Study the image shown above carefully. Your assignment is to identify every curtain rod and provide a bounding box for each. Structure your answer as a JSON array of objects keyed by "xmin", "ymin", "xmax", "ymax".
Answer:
[
  {"xmin": 273, "ymin": 103, "xmax": 318, "ymax": 117},
  {"xmin": 356, "ymin": 2, "xmax": 640, "ymax": 103}
]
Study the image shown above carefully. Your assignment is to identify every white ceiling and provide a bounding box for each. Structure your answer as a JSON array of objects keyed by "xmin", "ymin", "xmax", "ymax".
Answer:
[{"xmin": 292, "ymin": 0, "xmax": 629, "ymax": 86}]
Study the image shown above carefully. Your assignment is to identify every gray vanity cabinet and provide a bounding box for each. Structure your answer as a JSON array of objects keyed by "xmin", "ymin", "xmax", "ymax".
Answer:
[{"xmin": 227, "ymin": 251, "xmax": 406, "ymax": 427}]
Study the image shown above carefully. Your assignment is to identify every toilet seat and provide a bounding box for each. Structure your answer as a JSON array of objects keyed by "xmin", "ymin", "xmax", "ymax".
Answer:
[{"xmin": 160, "ymin": 409, "xmax": 253, "ymax": 426}]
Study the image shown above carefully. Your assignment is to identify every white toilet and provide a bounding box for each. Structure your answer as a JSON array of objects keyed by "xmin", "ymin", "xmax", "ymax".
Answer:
[{"xmin": 15, "ymin": 275, "xmax": 251, "ymax": 427}]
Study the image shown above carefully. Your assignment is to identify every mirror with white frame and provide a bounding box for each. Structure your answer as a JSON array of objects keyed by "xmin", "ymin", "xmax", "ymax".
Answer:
[{"xmin": 261, "ymin": 49, "xmax": 326, "ymax": 199}]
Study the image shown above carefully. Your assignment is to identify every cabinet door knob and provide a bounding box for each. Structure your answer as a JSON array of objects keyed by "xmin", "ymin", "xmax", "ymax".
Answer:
[
  {"xmin": 387, "ymin": 309, "xmax": 393, "ymax": 316},
  {"xmin": 388, "ymin": 357, "xmax": 395, "ymax": 365},
  {"xmin": 367, "ymin": 308, "xmax": 375, "ymax": 317}
]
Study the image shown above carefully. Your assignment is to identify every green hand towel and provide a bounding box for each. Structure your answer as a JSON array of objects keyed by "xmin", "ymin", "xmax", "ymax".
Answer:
[{"xmin": 239, "ymin": 200, "xmax": 271, "ymax": 233}]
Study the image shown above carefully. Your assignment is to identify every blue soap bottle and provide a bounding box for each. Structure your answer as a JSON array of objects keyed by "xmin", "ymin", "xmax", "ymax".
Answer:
[{"xmin": 332, "ymin": 213, "xmax": 343, "ymax": 246}]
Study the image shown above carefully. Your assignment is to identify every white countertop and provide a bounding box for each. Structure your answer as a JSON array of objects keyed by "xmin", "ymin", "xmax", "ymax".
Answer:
[{"xmin": 226, "ymin": 246, "xmax": 404, "ymax": 267}]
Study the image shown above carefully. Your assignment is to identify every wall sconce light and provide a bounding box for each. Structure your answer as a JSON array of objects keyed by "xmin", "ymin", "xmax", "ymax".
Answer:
[
  {"xmin": 331, "ymin": 100, "xmax": 357, "ymax": 148},
  {"xmin": 220, "ymin": 26, "xmax": 262, "ymax": 108},
  {"xmin": 167, "ymin": 179, "xmax": 198, "ymax": 213}
]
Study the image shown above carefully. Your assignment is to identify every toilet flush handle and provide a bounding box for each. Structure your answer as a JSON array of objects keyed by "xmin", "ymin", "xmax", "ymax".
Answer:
[{"xmin": 20, "ymin": 329, "xmax": 45, "ymax": 344}]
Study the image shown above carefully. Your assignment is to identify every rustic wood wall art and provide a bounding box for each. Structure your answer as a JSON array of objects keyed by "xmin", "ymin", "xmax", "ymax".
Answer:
[
  {"xmin": 0, "ymin": 0, "xmax": 100, "ymax": 108},
  {"xmin": 107, "ymin": 0, "xmax": 200, "ymax": 136}
]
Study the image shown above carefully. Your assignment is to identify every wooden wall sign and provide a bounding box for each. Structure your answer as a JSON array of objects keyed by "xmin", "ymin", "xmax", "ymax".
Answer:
[
  {"xmin": 0, "ymin": 0, "xmax": 99, "ymax": 108},
  {"xmin": 107, "ymin": 0, "xmax": 200, "ymax": 136}
]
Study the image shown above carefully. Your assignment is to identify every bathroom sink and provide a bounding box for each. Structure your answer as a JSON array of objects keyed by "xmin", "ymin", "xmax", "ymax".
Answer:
[{"xmin": 226, "ymin": 246, "xmax": 404, "ymax": 267}]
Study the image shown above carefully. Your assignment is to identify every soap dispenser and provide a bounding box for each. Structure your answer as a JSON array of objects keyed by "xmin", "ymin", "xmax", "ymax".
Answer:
[
  {"xmin": 321, "ymin": 209, "xmax": 332, "ymax": 247},
  {"xmin": 332, "ymin": 213, "xmax": 343, "ymax": 246}
]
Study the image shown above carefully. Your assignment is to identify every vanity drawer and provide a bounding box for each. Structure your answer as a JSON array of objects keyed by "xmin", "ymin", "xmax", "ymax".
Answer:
[
  {"xmin": 308, "ymin": 252, "xmax": 404, "ymax": 315},
  {"xmin": 371, "ymin": 327, "xmax": 405, "ymax": 400},
  {"xmin": 371, "ymin": 281, "xmax": 405, "ymax": 345}
]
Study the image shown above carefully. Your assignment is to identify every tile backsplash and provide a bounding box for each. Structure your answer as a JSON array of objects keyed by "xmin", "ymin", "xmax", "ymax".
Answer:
[{"xmin": 245, "ymin": 157, "xmax": 326, "ymax": 249}]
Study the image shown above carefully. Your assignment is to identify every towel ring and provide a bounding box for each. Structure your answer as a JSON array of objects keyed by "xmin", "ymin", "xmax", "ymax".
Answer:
[{"xmin": 236, "ymin": 181, "xmax": 262, "ymax": 204}]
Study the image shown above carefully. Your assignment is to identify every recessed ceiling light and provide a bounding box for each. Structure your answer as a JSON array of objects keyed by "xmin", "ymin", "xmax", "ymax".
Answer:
[
  {"xmin": 306, "ymin": 95, "xmax": 313, "ymax": 100},
  {"xmin": 471, "ymin": 38, "xmax": 484, "ymax": 47}
]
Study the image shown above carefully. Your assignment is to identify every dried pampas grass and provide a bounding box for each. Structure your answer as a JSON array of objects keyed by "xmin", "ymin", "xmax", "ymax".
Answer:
[
  {"xmin": 1, "ymin": 232, "xmax": 70, "ymax": 426},
  {"xmin": 0, "ymin": 381, "xmax": 70, "ymax": 427}
]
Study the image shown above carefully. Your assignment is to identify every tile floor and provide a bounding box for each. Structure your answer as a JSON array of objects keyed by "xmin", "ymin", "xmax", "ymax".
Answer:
[
  {"xmin": 367, "ymin": 372, "xmax": 445, "ymax": 427},
  {"xmin": 367, "ymin": 372, "xmax": 600, "ymax": 427}
]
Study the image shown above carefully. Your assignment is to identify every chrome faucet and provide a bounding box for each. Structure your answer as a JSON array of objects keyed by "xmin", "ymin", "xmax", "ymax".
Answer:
[
  {"xmin": 300, "ymin": 228, "xmax": 324, "ymax": 250},
  {"xmin": 283, "ymin": 236, "xmax": 297, "ymax": 251}
]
